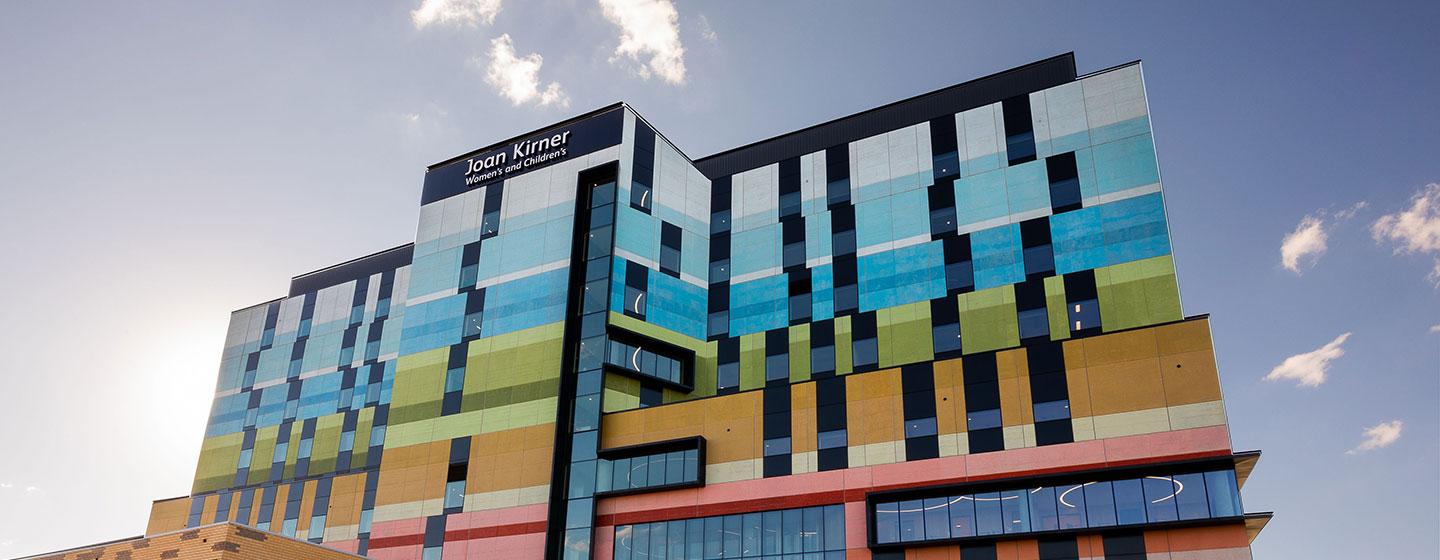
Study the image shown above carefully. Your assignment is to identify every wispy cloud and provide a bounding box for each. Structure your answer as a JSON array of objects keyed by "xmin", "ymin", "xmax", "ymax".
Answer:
[
  {"xmin": 1264, "ymin": 332, "xmax": 1350, "ymax": 388},
  {"xmin": 1280, "ymin": 214, "xmax": 1328, "ymax": 274},
  {"xmin": 411, "ymin": 0, "xmax": 502, "ymax": 28},
  {"xmin": 482, "ymin": 34, "xmax": 568, "ymax": 108},
  {"xmin": 1430, "ymin": 324, "xmax": 1440, "ymax": 334},
  {"xmin": 598, "ymin": 0, "xmax": 687, "ymax": 85},
  {"xmin": 1347, "ymin": 420, "xmax": 1403, "ymax": 454},
  {"xmin": 1372, "ymin": 183, "xmax": 1440, "ymax": 285},
  {"xmin": 695, "ymin": 13, "xmax": 719, "ymax": 44},
  {"xmin": 1334, "ymin": 200, "xmax": 1369, "ymax": 220}
]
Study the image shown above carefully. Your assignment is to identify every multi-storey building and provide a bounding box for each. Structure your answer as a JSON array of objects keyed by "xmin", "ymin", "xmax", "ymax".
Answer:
[{"xmin": 136, "ymin": 53, "xmax": 1269, "ymax": 560}]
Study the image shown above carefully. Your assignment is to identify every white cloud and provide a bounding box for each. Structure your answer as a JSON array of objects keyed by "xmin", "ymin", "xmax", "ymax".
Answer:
[
  {"xmin": 1280, "ymin": 214, "xmax": 1328, "ymax": 273},
  {"xmin": 1264, "ymin": 332, "xmax": 1350, "ymax": 388},
  {"xmin": 1430, "ymin": 324, "xmax": 1440, "ymax": 334},
  {"xmin": 483, "ymin": 34, "xmax": 569, "ymax": 108},
  {"xmin": 412, "ymin": 0, "xmax": 502, "ymax": 28},
  {"xmin": 1347, "ymin": 420, "xmax": 1403, "ymax": 454},
  {"xmin": 598, "ymin": 0, "xmax": 687, "ymax": 85},
  {"xmin": 1372, "ymin": 183, "xmax": 1440, "ymax": 285}
]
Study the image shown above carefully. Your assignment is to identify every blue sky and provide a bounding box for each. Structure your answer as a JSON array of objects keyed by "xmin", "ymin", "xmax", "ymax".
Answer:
[{"xmin": 1, "ymin": 1, "xmax": 1436, "ymax": 557}]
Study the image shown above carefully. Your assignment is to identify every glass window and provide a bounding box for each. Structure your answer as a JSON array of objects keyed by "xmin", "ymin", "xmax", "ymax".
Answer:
[
  {"xmin": 631, "ymin": 182, "xmax": 652, "ymax": 212},
  {"xmin": 717, "ymin": 361, "xmax": 739, "ymax": 390},
  {"xmin": 875, "ymin": 503, "xmax": 900, "ymax": 544},
  {"xmin": 667, "ymin": 520, "xmax": 685, "ymax": 559},
  {"xmin": 565, "ymin": 498, "xmax": 593, "ymax": 530},
  {"xmin": 631, "ymin": 453, "xmax": 649, "ymax": 488},
  {"xmin": 1056, "ymin": 483, "xmax": 1088, "ymax": 529},
  {"xmin": 588, "ymin": 226, "xmax": 613, "ymax": 260},
  {"xmin": 797, "ymin": 506, "xmax": 820, "ymax": 552},
  {"xmin": 703, "ymin": 515, "xmax": 722, "ymax": 558},
  {"xmin": 1023, "ymin": 245, "xmax": 1054, "ymax": 275},
  {"xmin": 1000, "ymin": 489, "xmax": 1030, "ymax": 534},
  {"xmin": 824, "ymin": 505, "xmax": 845, "ymax": 552},
  {"xmin": 685, "ymin": 518, "xmax": 703, "ymax": 559},
  {"xmin": 817, "ymin": 429, "xmax": 847, "ymax": 450},
  {"xmin": 644, "ymin": 521, "xmax": 666, "ymax": 560},
  {"xmin": 568, "ymin": 460, "xmax": 595, "ymax": 499},
  {"xmin": 905, "ymin": 417, "xmax": 938, "ymax": 438},
  {"xmin": 1112, "ymin": 479, "xmax": 1146, "ymax": 525},
  {"xmin": 665, "ymin": 451, "xmax": 685, "ymax": 484},
  {"xmin": 631, "ymin": 524, "xmax": 649, "ymax": 560},
  {"xmin": 949, "ymin": 495, "xmax": 977, "ymax": 538},
  {"xmin": 763, "ymin": 437, "xmax": 791, "ymax": 457},
  {"xmin": 625, "ymin": 286, "xmax": 646, "ymax": 316},
  {"xmin": 974, "ymin": 493, "xmax": 1004, "ymax": 536},
  {"xmin": 923, "ymin": 498, "xmax": 950, "ymax": 541},
  {"xmin": 444, "ymin": 480, "xmax": 465, "ymax": 509},
  {"xmin": 444, "ymin": 367, "xmax": 465, "ymax": 393},
  {"xmin": 742, "ymin": 512, "xmax": 762, "ymax": 556},
  {"xmin": 1018, "ymin": 308, "xmax": 1050, "ymax": 339},
  {"xmin": 765, "ymin": 353, "xmax": 789, "ymax": 381},
  {"xmin": 966, "ymin": 408, "xmax": 1002, "ymax": 430},
  {"xmin": 582, "ymin": 279, "xmax": 608, "ymax": 314},
  {"xmin": 1029, "ymin": 486, "xmax": 1059, "ymax": 531},
  {"xmin": 933, "ymin": 322, "xmax": 962, "ymax": 354},
  {"xmin": 1205, "ymin": 470, "xmax": 1242, "ymax": 518},
  {"xmin": 710, "ymin": 209, "xmax": 731, "ymax": 234},
  {"xmin": 853, "ymin": 338, "xmax": 878, "ymax": 367},
  {"xmin": 1084, "ymin": 481, "xmax": 1117, "ymax": 527},
  {"xmin": 573, "ymin": 395, "xmax": 599, "ymax": 432},
  {"xmin": 1143, "ymin": 476, "xmax": 1180, "ymax": 523},
  {"xmin": 684, "ymin": 449, "xmax": 700, "ymax": 482},
  {"xmin": 611, "ymin": 457, "xmax": 631, "ymax": 491},
  {"xmin": 1032, "ymin": 400, "xmax": 1070, "ymax": 423},
  {"xmin": 782, "ymin": 508, "xmax": 802, "ymax": 553},
  {"xmin": 761, "ymin": 510, "xmax": 782, "ymax": 554},
  {"xmin": 811, "ymin": 345, "xmax": 836, "ymax": 375},
  {"xmin": 1069, "ymin": 299, "xmax": 1100, "ymax": 332},
  {"xmin": 723, "ymin": 515, "xmax": 742, "ymax": 557},
  {"xmin": 1173, "ymin": 472, "xmax": 1210, "ymax": 520}
]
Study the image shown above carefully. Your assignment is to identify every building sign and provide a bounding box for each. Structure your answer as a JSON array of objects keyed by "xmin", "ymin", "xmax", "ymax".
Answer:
[
  {"xmin": 463, "ymin": 131, "xmax": 571, "ymax": 185},
  {"xmin": 421, "ymin": 106, "xmax": 625, "ymax": 205}
]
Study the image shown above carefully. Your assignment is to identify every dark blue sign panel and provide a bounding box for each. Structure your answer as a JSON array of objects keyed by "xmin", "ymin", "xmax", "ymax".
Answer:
[{"xmin": 421, "ymin": 107, "xmax": 626, "ymax": 205}]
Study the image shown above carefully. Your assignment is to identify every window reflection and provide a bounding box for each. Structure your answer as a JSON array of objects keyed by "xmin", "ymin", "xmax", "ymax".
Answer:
[
  {"xmin": 616, "ymin": 505, "xmax": 845, "ymax": 559},
  {"xmin": 872, "ymin": 468, "xmax": 1243, "ymax": 545}
]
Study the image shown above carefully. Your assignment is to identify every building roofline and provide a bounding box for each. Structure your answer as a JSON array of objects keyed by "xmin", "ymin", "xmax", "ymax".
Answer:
[
  {"xmin": 14, "ymin": 522, "xmax": 370, "ymax": 560},
  {"xmin": 692, "ymin": 52, "xmax": 1077, "ymax": 175},
  {"xmin": 289, "ymin": 243, "xmax": 415, "ymax": 284}
]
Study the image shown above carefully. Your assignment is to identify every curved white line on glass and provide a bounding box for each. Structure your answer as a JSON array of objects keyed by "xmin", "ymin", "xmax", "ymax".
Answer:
[{"xmin": 1144, "ymin": 476, "xmax": 1183, "ymax": 503}]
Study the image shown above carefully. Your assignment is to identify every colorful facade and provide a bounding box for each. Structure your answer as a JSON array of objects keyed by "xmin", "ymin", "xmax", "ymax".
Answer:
[{"xmin": 147, "ymin": 53, "xmax": 1270, "ymax": 560}]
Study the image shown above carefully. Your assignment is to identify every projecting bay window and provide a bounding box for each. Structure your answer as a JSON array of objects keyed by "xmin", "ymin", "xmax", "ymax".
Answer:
[
  {"xmin": 595, "ymin": 437, "xmax": 705, "ymax": 497},
  {"xmin": 869, "ymin": 463, "xmax": 1246, "ymax": 548},
  {"xmin": 603, "ymin": 335, "xmax": 691, "ymax": 390},
  {"xmin": 613, "ymin": 504, "xmax": 845, "ymax": 560}
]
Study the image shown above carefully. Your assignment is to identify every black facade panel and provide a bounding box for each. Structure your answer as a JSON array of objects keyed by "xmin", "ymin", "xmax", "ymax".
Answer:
[
  {"xmin": 288, "ymin": 244, "xmax": 415, "ymax": 297},
  {"xmin": 695, "ymin": 54, "xmax": 1077, "ymax": 178}
]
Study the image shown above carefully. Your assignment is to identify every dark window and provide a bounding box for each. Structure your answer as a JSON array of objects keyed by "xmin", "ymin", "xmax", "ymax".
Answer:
[
  {"xmin": 1002, "ymin": 96, "xmax": 1037, "ymax": 165},
  {"xmin": 1046, "ymin": 152, "xmax": 1082, "ymax": 213},
  {"xmin": 1102, "ymin": 532, "xmax": 1146, "ymax": 560},
  {"xmin": 659, "ymin": 222, "xmax": 682, "ymax": 278}
]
